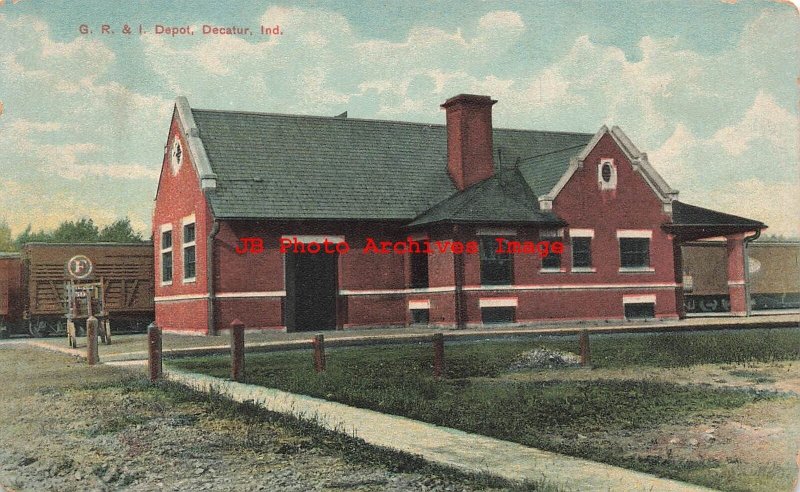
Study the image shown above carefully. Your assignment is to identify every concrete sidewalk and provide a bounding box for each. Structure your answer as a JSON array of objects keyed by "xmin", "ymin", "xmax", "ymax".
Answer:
[
  {"xmin": 137, "ymin": 364, "xmax": 712, "ymax": 492},
  {"xmin": 107, "ymin": 358, "xmax": 724, "ymax": 490}
]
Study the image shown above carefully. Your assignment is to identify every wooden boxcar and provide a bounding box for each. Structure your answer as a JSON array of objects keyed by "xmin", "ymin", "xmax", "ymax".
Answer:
[
  {"xmin": 682, "ymin": 240, "xmax": 800, "ymax": 313},
  {"xmin": 0, "ymin": 243, "xmax": 154, "ymax": 337},
  {"xmin": 0, "ymin": 253, "xmax": 23, "ymax": 337}
]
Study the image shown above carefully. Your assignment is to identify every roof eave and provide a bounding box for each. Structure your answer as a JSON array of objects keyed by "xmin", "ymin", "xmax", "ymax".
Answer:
[{"xmin": 175, "ymin": 96, "xmax": 218, "ymax": 191}]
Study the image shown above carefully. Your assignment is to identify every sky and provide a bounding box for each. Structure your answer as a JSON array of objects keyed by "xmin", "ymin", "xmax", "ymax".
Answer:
[{"xmin": 0, "ymin": 0, "xmax": 798, "ymax": 237}]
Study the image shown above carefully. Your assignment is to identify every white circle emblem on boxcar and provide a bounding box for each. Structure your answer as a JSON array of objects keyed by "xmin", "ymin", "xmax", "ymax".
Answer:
[{"xmin": 67, "ymin": 255, "xmax": 93, "ymax": 279}]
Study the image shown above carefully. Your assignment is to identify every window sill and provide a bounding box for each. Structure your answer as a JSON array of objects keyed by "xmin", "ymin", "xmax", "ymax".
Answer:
[
  {"xmin": 182, "ymin": 278, "xmax": 197, "ymax": 284},
  {"xmin": 540, "ymin": 268, "xmax": 566, "ymax": 274},
  {"xmin": 571, "ymin": 267, "xmax": 596, "ymax": 273},
  {"xmin": 160, "ymin": 281, "xmax": 173, "ymax": 287},
  {"xmin": 619, "ymin": 267, "xmax": 655, "ymax": 273}
]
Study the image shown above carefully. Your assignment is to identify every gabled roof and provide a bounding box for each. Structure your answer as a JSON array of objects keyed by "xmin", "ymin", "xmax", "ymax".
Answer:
[
  {"xmin": 407, "ymin": 168, "xmax": 564, "ymax": 228},
  {"xmin": 181, "ymin": 99, "xmax": 593, "ymax": 222},
  {"xmin": 664, "ymin": 201, "xmax": 765, "ymax": 241},
  {"xmin": 517, "ymin": 144, "xmax": 587, "ymax": 197},
  {"xmin": 670, "ymin": 201, "xmax": 765, "ymax": 228},
  {"xmin": 538, "ymin": 126, "xmax": 678, "ymax": 210}
]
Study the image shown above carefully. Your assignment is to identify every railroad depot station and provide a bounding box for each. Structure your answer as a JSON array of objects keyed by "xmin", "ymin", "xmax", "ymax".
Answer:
[{"xmin": 153, "ymin": 94, "xmax": 765, "ymax": 334}]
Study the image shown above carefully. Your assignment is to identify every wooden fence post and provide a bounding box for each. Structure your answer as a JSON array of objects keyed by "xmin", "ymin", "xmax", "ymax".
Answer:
[
  {"xmin": 230, "ymin": 319, "xmax": 245, "ymax": 382},
  {"xmin": 312, "ymin": 334, "xmax": 326, "ymax": 373},
  {"xmin": 579, "ymin": 329, "xmax": 591, "ymax": 367},
  {"xmin": 86, "ymin": 316, "xmax": 99, "ymax": 365},
  {"xmin": 148, "ymin": 322, "xmax": 162, "ymax": 382},
  {"xmin": 433, "ymin": 333, "xmax": 445, "ymax": 379}
]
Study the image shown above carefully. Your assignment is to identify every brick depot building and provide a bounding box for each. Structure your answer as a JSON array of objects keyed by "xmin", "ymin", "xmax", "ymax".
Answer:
[{"xmin": 152, "ymin": 94, "xmax": 764, "ymax": 334}]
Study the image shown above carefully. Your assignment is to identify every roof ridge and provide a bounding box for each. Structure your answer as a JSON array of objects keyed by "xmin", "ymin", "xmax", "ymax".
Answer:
[
  {"xmin": 522, "ymin": 143, "xmax": 588, "ymax": 161},
  {"xmin": 190, "ymin": 108, "xmax": 594, "ymax": 136}
]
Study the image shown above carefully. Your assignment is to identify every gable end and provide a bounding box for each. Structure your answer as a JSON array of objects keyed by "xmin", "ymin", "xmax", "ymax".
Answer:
[{"xmin": 539, "ymin": 125, "xmax": 678, "ymax": 213}]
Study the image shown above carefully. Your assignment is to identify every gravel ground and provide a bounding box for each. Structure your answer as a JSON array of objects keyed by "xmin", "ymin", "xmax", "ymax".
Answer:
[{"xmin": 0, "ymin": 346, "xmax": 527, "ymax": 492}]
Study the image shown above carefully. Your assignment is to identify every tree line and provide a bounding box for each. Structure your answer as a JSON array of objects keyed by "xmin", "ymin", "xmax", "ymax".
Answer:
[{"xmin": 0, "ymin": 217, "xmax": 146, "ymax": 252}]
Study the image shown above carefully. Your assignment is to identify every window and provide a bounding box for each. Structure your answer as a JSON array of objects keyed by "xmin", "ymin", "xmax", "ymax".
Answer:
[
  {"xmin": 598, "ymin": 158, "xmax": 617, "ymax": 190},
  {"xmin": 409, "ymin": 300, "xmax": 430, "ymax": 325},
  {"xmin": 182, "ymin": 220, "xmax": 196, "ymax": 281},
  {"xmin": 620, "ymin": 238, "xmax": 650, "ymax": 268},
  {"xmin": 624, "ymin": 303, "xmax": 655, "ymax": 319},
  {"xmin": 411, "ymin": 309, "xmax": 429, "ymax": 324},
  {"xmin": 572, "ymin": 237, "xmax": 592, "ymax": 268},
  {"xmin": 170, "ymin": 139, "xmax": 183, "ymax": 175},
  {"xmin": 479, "ymin": 298, "xmax": 516, "ymax": 324},
  {"xmin": 480, "ymin": 236, "xmax": 513, "ymax": 285},
  {"xmin": 410, "ymin": 252, "xmax": 429, "ymax": 288},
  {"xmin": 540, "ymin": 230, "xmax": 562, "ymax": 271},
  {"xmin": 160, "ymin": 227, "xmax": 173, "ymax": 284},
  {"xmin": 601, "ymin": 164, "xmax": 612, "ymax": 182},
  {"xmin": 481, "ymin": 307, "xmax": 515, "ymax": 324}
]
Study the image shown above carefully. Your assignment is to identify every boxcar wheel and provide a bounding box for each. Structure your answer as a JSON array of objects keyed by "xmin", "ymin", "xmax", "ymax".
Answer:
[
  {"xmin": 699, "ymin": 299, "xmax": 719, "ymax": 312},
  {"xmin": 29, "ymin": 321, "xmax": 47, "ymax": 338}
]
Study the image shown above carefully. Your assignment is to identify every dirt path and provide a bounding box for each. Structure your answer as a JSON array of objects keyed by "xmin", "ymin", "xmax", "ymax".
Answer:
[
  {"xmin": 500, "ymin": 361, "xmax": 800, "ymax": 491},
  {"xmin": 0, "ymin": 346, "xmax": 520, "ymax": 492}
]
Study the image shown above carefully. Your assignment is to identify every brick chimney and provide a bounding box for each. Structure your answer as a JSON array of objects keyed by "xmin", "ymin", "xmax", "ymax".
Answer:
[{"xmin": 441, "ymin": 94, "xmax": 497, "ymax": 190}]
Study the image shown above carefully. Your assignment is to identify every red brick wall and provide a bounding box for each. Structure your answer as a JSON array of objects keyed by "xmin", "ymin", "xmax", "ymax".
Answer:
[
  {"xmin": 214, "ymin": 222, "xmax": 284, "ymax": 294},
  {"xmin": 546, "ymin": 132, "xmax": 679, "ymax": 318},
  {"xmin": 155, "ymin": 298, "xmax": 208, "ymax": 333},
  {"xmin": 152, "ymin": 113, "xmax": 212, "ymax": 333},
  {"xmin": 215, "ymin": 298, "xmax": 283, "ymax": 332},
  {"xmin": 152, "ymin": 128, "xmax": 679, "ymax": 332}
]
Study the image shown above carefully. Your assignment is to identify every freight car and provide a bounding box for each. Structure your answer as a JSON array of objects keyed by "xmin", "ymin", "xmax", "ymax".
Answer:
[
  {"xmin": 682, "ymin": 240, "xmax": 800, "ymax": 313},
  {"xmin": 0, "ymin": 243, "xmax": 154, "ymax": 337}
]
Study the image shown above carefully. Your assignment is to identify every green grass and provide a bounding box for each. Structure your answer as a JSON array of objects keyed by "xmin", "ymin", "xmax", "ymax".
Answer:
[
  {"xmin": 170, "ymin": 328, "xmax": 800, "ymax": 489},
  {"xmin": 136, "ymin": 378, "xmax": 549, "ymax": 491}
]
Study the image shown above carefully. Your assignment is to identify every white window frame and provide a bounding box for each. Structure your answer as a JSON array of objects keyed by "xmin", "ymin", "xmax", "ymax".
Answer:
[
  {"xmin": 617, "ymin": 229, "xmax": 655, "ymax": 272},
  {"xmin": 539, "ymin": 228, "xmax": 565, "ymax": 273},
  {"xmin": 479, "ymin": 297, "xmax": 518, "ymax": 308},
  {"xmin": 408, "ymin": 300, "xmax": 431, "ymax": 310},
  {"xmin": 623, "ymin": 294, "xmax": 656, "ymax": 304},
  {"xmin": 182, "ymin": 215, "xmax": 197, "ymax": 283},
  {"xmin": 598, "ymin": 158, "xmax": 617, "ymax": 190},
  {"xmin": 159, "ymin": 223, "xmax": 173, "ymax": 286},
  {"xmin": 570, "ymin": 228, "xmax": 596, "ymax": 273}
]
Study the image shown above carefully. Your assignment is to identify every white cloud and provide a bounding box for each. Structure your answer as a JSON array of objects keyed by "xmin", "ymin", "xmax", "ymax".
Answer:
[
  {"xmin": 0, "ymin": 6, "xmax": 797, "ymax": 238},
  {"xmin": 711, "ymin": 91, "xmax": 796, "ymax": 157},
  {"xmin": 702, "ymin": 179, "xmax": 800, "ymax": 238},
  {"xmin": 0, "ymin": 14, "xmax": 170, "ymax": 237},
  {"xmin": 649, "ymin": 123, "xmax": 697, "ymax": 183}
]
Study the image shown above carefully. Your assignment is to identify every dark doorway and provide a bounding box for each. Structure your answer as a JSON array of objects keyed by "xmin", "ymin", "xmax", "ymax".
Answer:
[{"xmin": 284, "ymin": 252, "xmax": 338, "ymax": 332}]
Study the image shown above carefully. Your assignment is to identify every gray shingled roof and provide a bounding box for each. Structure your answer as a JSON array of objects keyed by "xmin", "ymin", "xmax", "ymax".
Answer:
[
  {"xmin": 664, "ymin": 201, "xmax": 765, "ymax": 241},
  {"xmin": 407, "ymin": 168, "xmax": 564, "ymax": 228},
  {"xmin": 517, "ymin": 144, "xmax": 587, "ymax": 197},
  {"xmin": 190, "ymin": 108, "xmax": 592, "ymax": 221},
  {"xmin": 670, "ymin": 201, "xmax": 765, "ymax": 228}
]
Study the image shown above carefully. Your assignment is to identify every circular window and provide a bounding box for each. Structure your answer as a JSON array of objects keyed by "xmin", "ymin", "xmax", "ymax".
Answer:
[
  {"xmin": 601, "ymin": 163, "xmax": 613, "ymax": 183},
  {"xmin": 170, "ymin": 140, "xmax": 183, "ymax": 175}
]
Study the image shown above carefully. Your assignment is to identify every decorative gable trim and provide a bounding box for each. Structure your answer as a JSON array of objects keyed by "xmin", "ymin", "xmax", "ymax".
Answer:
[
  {"xmin": 175, "ymin": 96, "xmax": 217, "ymax": 190},
  {"xmin": 538, "ymin": 125, "xmax": 679, "ymax": 214}
]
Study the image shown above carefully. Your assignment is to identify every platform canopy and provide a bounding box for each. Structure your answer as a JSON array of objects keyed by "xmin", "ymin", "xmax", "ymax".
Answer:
[{"xmin": 663, "ymin": 201, "xmax": 765, "ymax": 242}]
